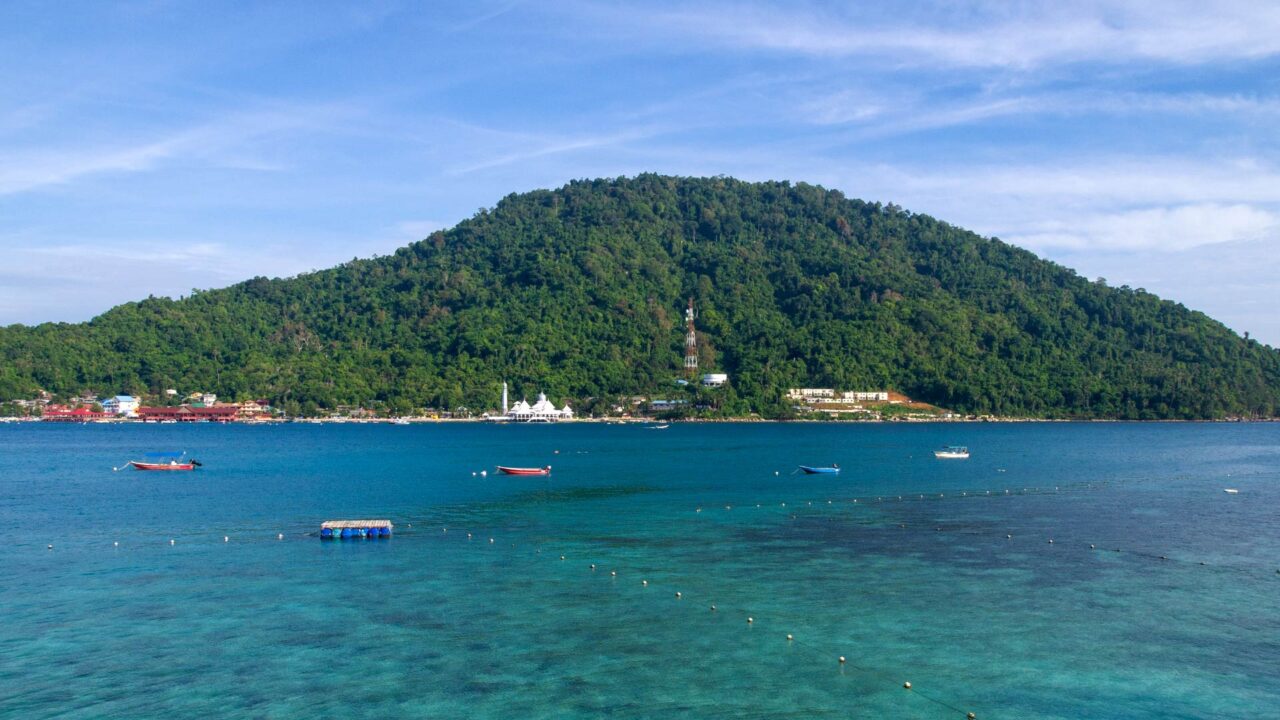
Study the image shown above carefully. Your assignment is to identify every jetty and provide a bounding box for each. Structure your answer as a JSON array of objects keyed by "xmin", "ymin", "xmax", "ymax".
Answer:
[{"xmin": 320, "ymin": 519, "xmax": 393, "ymax": 539}]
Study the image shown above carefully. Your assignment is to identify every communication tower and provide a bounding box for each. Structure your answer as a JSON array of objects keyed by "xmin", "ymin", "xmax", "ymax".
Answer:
[{"xmin": 684, "ymin": 298, "xmax": 698, "ymax": 377}]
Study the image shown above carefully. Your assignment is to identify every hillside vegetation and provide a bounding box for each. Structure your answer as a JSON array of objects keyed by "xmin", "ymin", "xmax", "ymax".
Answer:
[{"xmin": 2, "ymin": 175, "xmax": 1277, "ymax": 418}]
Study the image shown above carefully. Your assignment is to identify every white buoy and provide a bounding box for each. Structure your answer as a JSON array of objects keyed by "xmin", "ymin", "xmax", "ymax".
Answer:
[
  {"xmin": 560, "ymin": 555, "xmax": 565, "ymax": 560},
  {"xmin": 224, "ymin": 536, "xmax": 229, "ymax": 543},
  {"xmin": 1006, "ymin": 534, "xmax": 1012, "ymax": 539},
  {"xmin": 747, "ymin": 617, "xmax": 753, "ymax": 623},
  {"xmin": 1090, "ymin": 544, "xmax": 1095, "ymax": 549},
  {"xmin": 904, "ymin": 681, "xmax": 912, "ymax": 689},
  {"xmin": 489, "ymin": 538, "xmax": 494, "ymax": 544},
  {"xmin": 838, "ymin": 656, "xmax": 846, "ymax": 663},
  {"xmin": 471, "ymin": 472, "xmax": 476, "ymax": 476},
  {"xmin": 47, "ymin": 544, "xmax": 53, "ymax": 550},
  {"xmin": 480, "ymin": 470, "xmax": 487, "ymax": 477},
  {"xmin": 468, "ymin": 533, "xmax": 473, "ymax": 539},
  {"xmin": 1048, "ymin": 539, "xmax": 1054, "ymax": 544},
  {"xmin": 775, "ymin": 471, "xmax": 779, "ymax": 476},
  {"xmin": 786, "ymin": 634, "xmax": 793, "ymax": 641},
  {"xmin": 170, "ymin": 539, "xmax": 175, "ymax": 545},
  {"xmin": 114, "ymin": 541, "xmax": 119, "ymax": 547},
  {"xmin": 610, "ymin": 570, "xmax": 616, "ymax": 576},
  {"xmin": 278, "ymin": 533, "xmax": 283, "ymax": 540},
  {"xmin": 642, "ymin": 580, "xmax": 648, "ymax": 586},
  {"xmin": 443, "ymin": 528, "xmax": 447, "ymax": 533},
  {"xmin": 696, "ymin": 508, "xmax": 702, "ymax": 513},
  {"xmin": 590, "ymin": 564, "xmax": 596, "ymax": 570},
  {"xmin": 675, "ymin": 591, "xmax": 682, "ymax": 598},
  {"xmin": 710, "ymin": 604, "xmax": 716, "ymax": 611}
]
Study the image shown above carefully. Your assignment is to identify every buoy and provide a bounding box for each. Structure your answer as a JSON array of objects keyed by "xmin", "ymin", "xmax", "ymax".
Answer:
[
  {"xmin": 489, "ymin": 538, "xmax": 494, "ymax": 544},
  {"xmin": 969, "ymin": 713, "xmax": 976, "ymax": 719},
  {"xmin": 696, "ymin": 508, "xmax": 702, "ymax": 513},
  {"xmin": 560, "ymin": 555, "xmax": 565, "ymax": 560},
  {"xmin": 1048, "ymin": 539, "xmax": 1054, "ymax": 544},
  {"xmin": 480, "ymin": 470, "xmax": 487, "ymax": 477},
  {"xmin": 224, "ymin": 536, "xmax": 229, "ymax": 543},
  {"xmin": 590, "ymin": 564, "xmax": 596, "ymax": 570},
  {"xmin": 611, "ymin": 570, "xmax": 617, "ymax": 576},
  {"xmin": 747, "ymin": 617, "xmax": 753, "ymax": 624},
  {"xmin": 786, "ymin": 634, "xmax": 793, "ymax": 641},
  {"xmin": 675, "ymin": 591, "xmax": 682, "ymax": 598},
  {"xmin": 828, "ymin": 500, "xmax": 832, "ymax": 504},
  {"xmin": 278, "ymin": 533, "xmax": 284, "ymax": 540},
  {"xmin": 839, "ymin": 656, "xmax": 846, "ymax": 664},
  {"xmin": 1090, "ymin": 544, "xmax": 1095, "ymax": 549},
  {"xmin": 554, "ymin": 450, "xmax": 560, "ymax": 454},
  {"xmin": 113, "ymin": 541, "xmax": 119, "ymax": 547},
  {"xmin": 47, "ymin": 544, "xmax": 53, "ymax": 550},
  {"xmin": 903, "ymin": 681, "xmax": 912, "ymax": 689},
  {"xmin": 170, "ymin": 539, "xmax": 175, "ymax": 545},
  {"xmin": 443, "ymin": 528, "xmax": 447, "ymax": 533},
  {"xmin": 642, "ymin": 580, "xmax": 648, "ymax": 586},
  {"xmin": 471, "ymin": 472, "xmax": 476, "ymax": 476},
  {"xmin": 710, "ymin": 604, "xmax": 716, "ymax": 611},
  {"xmin": 725, "ymin": 505, "xmax": 731, "ymax": 510},
  {"xmin": 1006, "ymin": 534, "xmax": 1012, "ymax": 539},
  {"xmin": 775, "ymin": 471, "xmax": 779, "ymax": 476}
]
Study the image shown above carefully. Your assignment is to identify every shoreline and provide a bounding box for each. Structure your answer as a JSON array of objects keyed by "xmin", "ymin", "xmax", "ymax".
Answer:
[{"xmin": 2, "ymin": 416, "xmax": 1276, "ymax": 425}]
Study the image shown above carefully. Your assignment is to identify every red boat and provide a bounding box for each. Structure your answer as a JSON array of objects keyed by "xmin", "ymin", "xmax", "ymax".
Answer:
[
  {"xmin": 129, "ymin": 460, "xmax": 197, "ymax": 471},
  {"xmin": 121, "ymin": 451, "xmax": 202, "ymax": 471},
  {"xmin": 496, "ymin": 465, "xmax": 551, "ymax": 476}
]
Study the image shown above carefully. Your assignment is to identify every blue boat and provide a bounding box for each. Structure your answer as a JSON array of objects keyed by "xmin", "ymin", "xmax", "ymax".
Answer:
[{"xmin": 798, "ymin": 465, "xmax": 840, "ymax": 474}]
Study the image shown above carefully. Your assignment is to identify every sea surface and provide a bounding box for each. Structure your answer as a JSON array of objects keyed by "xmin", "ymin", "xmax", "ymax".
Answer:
[{"xmin": 1, "ymin": 422, "xmax": 1277, "ymax": 719}]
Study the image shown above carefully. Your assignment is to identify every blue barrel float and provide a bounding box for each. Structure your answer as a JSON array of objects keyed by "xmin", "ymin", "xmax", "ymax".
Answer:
[{"xmin": 321, "ymin": 520, "xmax": 393, "ymax": 540}]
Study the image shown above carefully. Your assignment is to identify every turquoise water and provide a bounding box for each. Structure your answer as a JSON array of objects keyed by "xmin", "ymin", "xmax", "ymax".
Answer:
[{"xmin": 2, "ymin": 422, "xmax": 1277, "ymax": 718}]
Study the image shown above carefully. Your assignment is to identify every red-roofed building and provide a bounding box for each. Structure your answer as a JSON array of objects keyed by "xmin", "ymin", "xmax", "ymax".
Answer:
[
  {"xmin": 138, "ymin": 405, "xmax": 239, "ymax": 423},
  {"xmin": 42, "ymin": 405, "xmax": 113, "ymax": 422}
]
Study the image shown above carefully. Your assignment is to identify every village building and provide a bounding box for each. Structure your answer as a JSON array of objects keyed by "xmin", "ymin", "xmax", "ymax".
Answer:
[
  {"xmin": 42, "ymin": 404, "xmax": 112, "ymax": 422},
  {"xmin": 137, "ymin": 405, "xmax": 238, "ymax": 423},
  {"xmin": 102, "ymin": 395, "xmax": 140, "ymax": 417},
  {"xmin": 503, "ymin": 392, "xmax": 574, "ymax": 422}
]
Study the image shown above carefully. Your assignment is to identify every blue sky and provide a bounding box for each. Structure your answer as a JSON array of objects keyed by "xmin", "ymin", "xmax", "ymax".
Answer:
[{"xmin": 3, "ymin": 1, "xmax": 1279, "ymax": 343}]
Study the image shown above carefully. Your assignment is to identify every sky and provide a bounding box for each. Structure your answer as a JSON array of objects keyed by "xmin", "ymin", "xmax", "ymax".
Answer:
[{"xmin": 2, "ymin": 1, "xmax": 1279, "ymax": 343}]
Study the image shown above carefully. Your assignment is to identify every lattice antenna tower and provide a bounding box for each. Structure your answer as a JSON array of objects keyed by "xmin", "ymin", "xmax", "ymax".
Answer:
[{"xmin": 684, "ymin": 298, "xmax": 698, "ymax": 377}]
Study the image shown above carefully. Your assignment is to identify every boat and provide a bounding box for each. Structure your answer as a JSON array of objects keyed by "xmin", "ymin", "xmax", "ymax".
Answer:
[
  {"xmin": 125, "ymin": 451, "xmax": 202, "ymax": 471},
  {"xmin": 934, "ymin": 446, "xmax": 970, "ymax": 459},
  {"xmin": 798, "ymin": 465, "xmax": 840, "ymax": 474},
  {"xmin": 1224, "ymin": 488, "xmax": 1239, "ymax": 494},
  {"xmin": 496, "ymin": 465, "xmax": 552, "ymax": 476},
  {"xmin": 646, "ymin": 424, "xmax": 670, "ymax": 430}
]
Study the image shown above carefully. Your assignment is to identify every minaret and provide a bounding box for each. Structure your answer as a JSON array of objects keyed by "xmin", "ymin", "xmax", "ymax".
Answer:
[
  {"xmin": 684, "ymin": 298, "xmax": 698, "ymax": 378},
  {"xmin": 502, "ymin": 381, "xmax": 509, "ymax": 415}
]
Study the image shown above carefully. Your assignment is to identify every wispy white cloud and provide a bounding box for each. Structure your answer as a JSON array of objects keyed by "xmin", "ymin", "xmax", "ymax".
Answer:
[
  {"xmin": 1007, "ymin": 203, "xmax": 1280, "ymax": 251},
  {"xmin": 585, "ymin": 0, "xmax": 1280, "ymax": 69},
  {"xmin": 0, "ymin": 101, "xmax": 365, "ymax": 195}
]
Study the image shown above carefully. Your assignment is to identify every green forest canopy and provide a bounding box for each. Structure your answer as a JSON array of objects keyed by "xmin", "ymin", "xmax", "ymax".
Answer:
[{"xmin": 1, "ymin": 174, "xmax": 1277, "ymax": 419}]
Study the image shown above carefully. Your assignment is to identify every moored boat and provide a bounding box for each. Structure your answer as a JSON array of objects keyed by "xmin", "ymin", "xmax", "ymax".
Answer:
[
  {"xmin": 934, "ymin": 446, "xmax": 970, "ymax": 459},
  {"xmin": 121, "ymin": 451, "xmax": 202, "ymax": 471},
  {"xmin": 497, "ymin": 465, "xmax": 552, "ymax": 476},
  {"xmin": 798, "ymin": 465, "xmax": 840, "ymax": 474}
]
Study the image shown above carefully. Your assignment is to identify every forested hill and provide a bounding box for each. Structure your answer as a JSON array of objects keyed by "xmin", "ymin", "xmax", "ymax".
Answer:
[{"xmin": 2, "ymin": 175, "xmax": 1278, "ymax": 419}]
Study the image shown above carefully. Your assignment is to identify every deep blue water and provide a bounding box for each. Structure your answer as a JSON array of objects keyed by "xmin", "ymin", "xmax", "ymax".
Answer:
[{"xmin": 1, "ymin": 422, "xmax": 1277, "ymax": 718}]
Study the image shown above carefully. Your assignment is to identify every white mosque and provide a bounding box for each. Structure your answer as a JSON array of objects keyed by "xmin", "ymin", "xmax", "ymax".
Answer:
[{"xmin": 487, "ymin": 382, "xmax": 574, "ymax": 422}]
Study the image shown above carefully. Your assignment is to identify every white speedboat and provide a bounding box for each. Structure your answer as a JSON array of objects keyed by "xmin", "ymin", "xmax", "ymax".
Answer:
[{"xmin": 934, "ymin": 446, "xmax": 970, "ymax": 459}]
